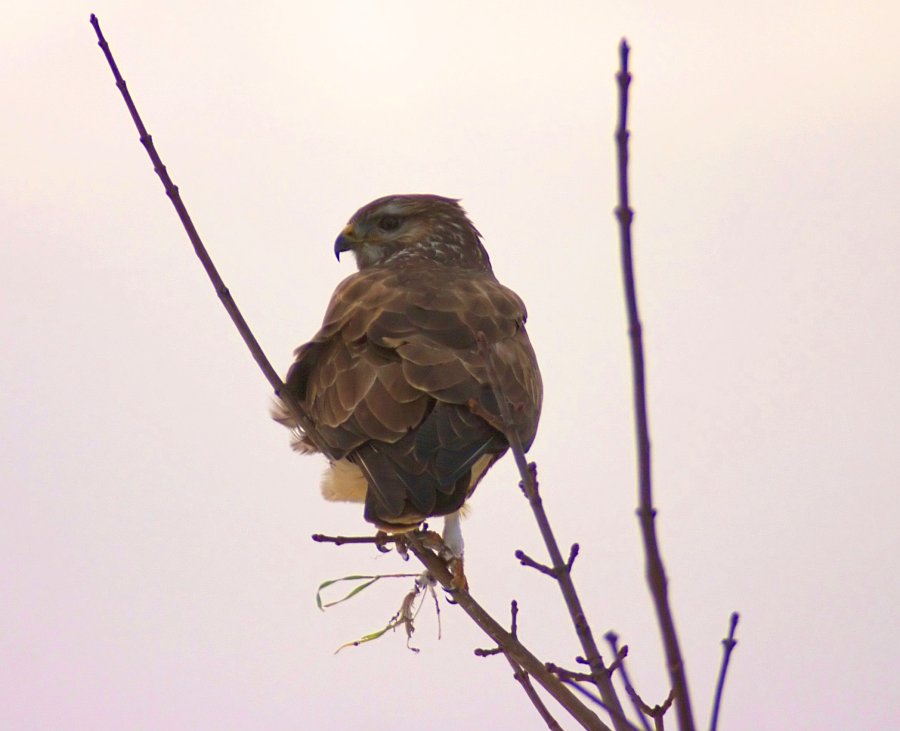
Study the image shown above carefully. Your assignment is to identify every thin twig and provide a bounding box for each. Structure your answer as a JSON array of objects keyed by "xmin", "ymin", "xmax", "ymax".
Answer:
[
  {"xmin": 476, "ymin": 333, "xmax": 631, "ymax": 731},
  {"xmin": 509, "ymin": 657, "xmax": 565, "ymax": 731},
  {"xmin": 567, "ymin": 543, "xmax": 580, "ymax": 571},
  {"xmin": 546, "ymin": 662, "xmax": 594, "ymax": 683},
  {"xmin": 709, "ymin": 612, "xmax": 739, "ymax": 731},
  {"xmin": 607, "ymin": 645, "xmax": 628, "ymax": 675},
  {"xmin": 561, "ymin": 680, "xmax": 643, "ymax": 731},
  {"xmin": 88, "ymin": 13, "xmax": 323, "ymax": 454},
  {"xmin": 614, "ymin": 38, "xmax": 695, "ymax": 731},
  {"xmin": 650, "ymin": 689, "xmax": 676, "ymax": 731},
  {"xmin": 405, "ymin": 533, "xmax": 611, "ymax": 731},
  {"xmin": 312, "ymin": 533, "xmax": 385, "ymax": 545},
  {"xmin": 621, "ymin": 684, "xmax": 676, "ymax": 731},
  {"xmin": 476, "ymin": 602, "xmax": 565, "ymax": 731},
  {"xmin": 474, "ymin": 646, "xmax": 504, "ymax": 657},
  {"xmin": 515, "ymin": 549, "xmax": 557, "ymax": 577},
  {"xmin": 605, "ymin": 632, "xmax": 652, "ymax": 731},
  {"xmin": 311, "ymin": 532, "xmax": 400, "ymax": 553},
  {"xmin": 475, "ymin": 600, "xmax": 520, "ymax": 656}
]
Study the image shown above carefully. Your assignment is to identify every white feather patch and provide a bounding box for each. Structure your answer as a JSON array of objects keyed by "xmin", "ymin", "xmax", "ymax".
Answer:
[
  {"xmin": 320, "ymin": 459, "xmax": 368, "ymax": 503},
  {"xmin": 442, "ymin": 510, "xmax": 465, "ymax": 558}
]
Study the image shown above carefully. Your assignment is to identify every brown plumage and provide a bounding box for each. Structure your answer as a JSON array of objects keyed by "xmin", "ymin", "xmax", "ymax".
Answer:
[{"xmin": 274, "ymin": 194, "xmax": 542, "ymax": 535}]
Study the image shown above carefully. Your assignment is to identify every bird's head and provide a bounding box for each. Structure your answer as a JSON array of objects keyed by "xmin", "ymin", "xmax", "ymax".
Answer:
[{"xmin": 334, "ymin": 194, "xmax": 492, "ymax": 271}]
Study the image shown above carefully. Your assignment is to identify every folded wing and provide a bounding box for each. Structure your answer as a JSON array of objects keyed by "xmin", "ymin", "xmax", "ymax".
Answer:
[{"xmin": 279, "ymin": 266, "xmax": 542, "ymax": 528}]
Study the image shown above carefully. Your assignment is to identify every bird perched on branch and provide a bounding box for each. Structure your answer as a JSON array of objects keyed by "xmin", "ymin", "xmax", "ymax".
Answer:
[{"xmin": 274, "ymin": 194, "xmax": 542, "ymax": 560}]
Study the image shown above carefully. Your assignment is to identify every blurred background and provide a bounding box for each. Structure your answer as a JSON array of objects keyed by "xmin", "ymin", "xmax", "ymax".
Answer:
[{"xmin": 2, "ymin": 2, "xmax": 899, "ymax": 729}]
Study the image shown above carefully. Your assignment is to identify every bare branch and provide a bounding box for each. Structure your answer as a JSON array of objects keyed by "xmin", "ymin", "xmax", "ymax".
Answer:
[
  {"xmin": 475, "ymin": 600, "xmax": 520, "ymax": 655},
  {"xmin": 548, "ymin": 642, "xmax": 624, "ymax": 687},
  {"xmin": 476, "ymin": 602, "xmax": 565, "ymax": 731},
  {"xmin": 475, "ymin": 332, "xmax": 631, "ymax": 730},
  {"xmin": 650, "ymin": 689, "xmax": 676, "ymax": 731},
  {"xmin": 312, "ymin": 533, "xmax": 385, "ymax": 545},
  {"xmin": 405, "ymin": 533, "xmax": 612, "ymax": 731},
  {"xmin": 546, "ymin": 662, "xmax": 594, "ymax": 683},
  {"xmin": 311, "ymin": 532, "xmax": 399, "ymax": 553},
  {"xmin": 515, "ymin": 549, "xmax": 557, "ymax": 577},
  {"xmin": 567, "ymin": 543, "xmax": 580, "ymax": 572},
  {"xmin": 607, "ymin": 644, "xmax": 628, "ymax": 675},
  {"xmin": 709, "ymin": 612, "xmax": 740, "ymax": 731},
  {"xmin": 605, "ymin": 632, "xmax": 652, "ymax": 731},
  {"xmin": 560, "ymin": 681, "xmax": 644, "ymax": 731},
  {"xmin": 614, "ymin": 38, "xmax": 695, "ymax": 731},
  {"xmin": 631, "ymin": 688, "xmax": 675, "ymax": 721},
  {"xmin": 509, "ymin": 659, "xmax": 566, "ymax": 731},
  {"xmin": 474, "ymin": 646, "xmax": 504, "ymax": 657},
  {"xmin": 88, "ymin": 13, "xmax": 321, "ymax": 454},
  {"xmin": 620, "ymin": 681, "xmax": 676, "ymax": 731}
]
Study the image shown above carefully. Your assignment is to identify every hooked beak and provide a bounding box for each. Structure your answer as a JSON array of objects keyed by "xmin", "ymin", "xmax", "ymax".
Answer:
[{"xmin": 334, "ymin": 224, "xmax": 359, "ymax": 261}]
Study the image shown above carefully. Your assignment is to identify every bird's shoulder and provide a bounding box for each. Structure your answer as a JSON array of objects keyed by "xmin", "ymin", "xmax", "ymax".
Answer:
[{"xmin": 313, "ymin": 265, "xmax": 528, "ymax": 350}]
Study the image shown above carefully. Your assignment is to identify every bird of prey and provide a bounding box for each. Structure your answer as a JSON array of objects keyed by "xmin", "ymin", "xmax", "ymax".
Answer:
[{"xmin": 274, "ymin": 194, "xmax": 542, "ymax": 557}]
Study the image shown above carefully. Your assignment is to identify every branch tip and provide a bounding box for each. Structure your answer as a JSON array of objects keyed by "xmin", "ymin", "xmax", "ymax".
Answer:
[
  {"xmin": 615, "ymin": 37, "xmax": 695, "ymax": 731},
  {"xmin": 514, "ymin": 549, "xmax": 556, "ymax": 577},
  {"xmin": 567, "ymin": 543, "xmax": 580, "ymax": 571},
  {"xmin": 710, "ymin": 612, "xmax": 741, "ymax": 731},
  {"xmin": 89, "ymin": 8, "xmax": 322, "ymax": 446}
]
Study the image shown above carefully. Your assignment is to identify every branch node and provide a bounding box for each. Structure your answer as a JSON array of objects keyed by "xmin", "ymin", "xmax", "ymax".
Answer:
[
  {"xmin": 607, "ymin": 645, "xmax": 628, "ymax": 676},
  {"xmin": 311, "ymin": 532, "xmax": 399, "ymax": 549},
  {"xmin": 710, "ymin": 612, "xmax": 741, "ymax": 731},
  {"xmin": 515, "ymin": 462, "xmax": 540, "ymax": 499},
  {"xmin": 545, "ymin": 662, "xmax": 593, "ymax": 683},
  {"xmin": 615, "ymin": 34, "xmax": 695, "ymax": 731}
]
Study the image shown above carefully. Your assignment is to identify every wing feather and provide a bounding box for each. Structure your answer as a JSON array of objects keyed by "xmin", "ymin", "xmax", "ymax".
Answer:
[{"xmin": 278, "ymin": 265, "xmax": 542, "ymax": 528}]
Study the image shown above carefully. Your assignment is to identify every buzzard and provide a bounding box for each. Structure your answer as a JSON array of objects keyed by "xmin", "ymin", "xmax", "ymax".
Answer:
[{"xmin": 274, "ymin": 194, "xmax": 542, "ymax": 555}]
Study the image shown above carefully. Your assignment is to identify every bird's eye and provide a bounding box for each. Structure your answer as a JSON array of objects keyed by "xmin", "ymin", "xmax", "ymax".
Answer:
[{"xmin": 377, "ymin": 214, "xmax": 402, "ymax": 232}]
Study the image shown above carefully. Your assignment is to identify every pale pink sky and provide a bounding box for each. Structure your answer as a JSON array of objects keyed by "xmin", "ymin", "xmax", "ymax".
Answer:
[{"xmin": 3, "ymin": 3, "xmax": 899, "ymax": 730}]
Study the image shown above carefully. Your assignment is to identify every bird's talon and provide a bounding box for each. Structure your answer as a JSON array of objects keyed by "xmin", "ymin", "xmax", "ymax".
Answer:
[
  {"xmin": 419, "ymin": 529, "xmax": 445, "ymax": 552},
  {"xmin": 374, "ymin": 530, "xmax": 392, "ymax": 553},
  {"xmin": 394, "ymin": 534, "xmax": 410, "ymax": 560},
  {"xmin": 448, "ymin": 556, "xmax": 468, "ymax": 592}
]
